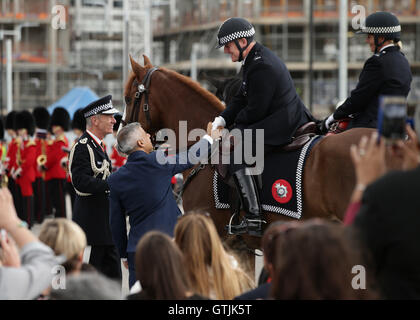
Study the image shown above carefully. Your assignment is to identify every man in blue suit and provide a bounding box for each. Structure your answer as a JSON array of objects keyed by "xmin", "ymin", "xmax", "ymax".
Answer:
[{"xmin": 108, "ymin": 122, "xmax": 221, "ymax": 288}]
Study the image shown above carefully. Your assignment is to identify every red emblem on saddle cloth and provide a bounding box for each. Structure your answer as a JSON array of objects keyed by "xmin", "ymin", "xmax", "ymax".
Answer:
[{"xmin": 272, "ymin": 179, "xmax": 293, "ymax": 204}]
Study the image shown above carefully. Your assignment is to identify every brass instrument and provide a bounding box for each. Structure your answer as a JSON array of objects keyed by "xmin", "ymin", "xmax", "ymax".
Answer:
[
  {"xmin": 37, "ymin": 139, "xmax": 47, "ymax": 173},
  {"xmin": 1, "ymin": 174, "xmax": 8, "ymax": 188}
]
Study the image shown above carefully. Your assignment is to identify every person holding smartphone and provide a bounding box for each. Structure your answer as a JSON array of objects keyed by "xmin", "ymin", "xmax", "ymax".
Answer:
[{"xmin": 322, "ymin": 11, "xmax": 412, "ymax": 132}]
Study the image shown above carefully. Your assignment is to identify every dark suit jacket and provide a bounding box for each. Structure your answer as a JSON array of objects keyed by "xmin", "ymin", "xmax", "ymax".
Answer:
[
  {"xmin": 354, "ymin": 166, "xmax": 420, "ymax": 299},
  {"xmin": 69, "ymin": 131, "xmax": 114, "ymax": 245},
  {"xmin": 220, "ymin": 42, "xmax": 311, "ymax": 146},
  {"xmin": 108, "ymin": 138, "xmax": 211, "ymax": 258},
  {"xmin": 334, "ymin": 46, "xmax": 412, "ymax": 129}
]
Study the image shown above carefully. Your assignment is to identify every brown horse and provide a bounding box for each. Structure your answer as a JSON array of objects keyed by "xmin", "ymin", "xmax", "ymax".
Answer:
[{"xmin": 122, "ymin": 55, "xmax": 389, "ymax": 251}]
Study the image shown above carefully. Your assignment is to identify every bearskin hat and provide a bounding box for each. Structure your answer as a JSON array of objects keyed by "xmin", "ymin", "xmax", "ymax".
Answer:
[
  {"xmin": 113, "ymin": 113, "xmax": 123, "ymax": 132},
  {"xmin": 5, "ymin": 111, "xmax": 17, "ymax": 130},
  {"xmin": 32, "ymin": 106, "xmax": 51, "ymax": 130},
  {"xmin": 50, "ymin": 107, "xmax": 70, "ymax": 131},
  {"xmin": 72, "ymin": 108, "xmax": 86, "ymax": 132},
  {"xmin": 15, "ymin": 110, "xmax": 35, "ymax": 136}
]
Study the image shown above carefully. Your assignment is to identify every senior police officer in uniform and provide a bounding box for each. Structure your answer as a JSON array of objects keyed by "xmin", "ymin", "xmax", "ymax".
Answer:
[
  {"xmin": 212, "ymin": 17, "xmax": 313, "ymax": 236},
  {"xmin": 323, "ymin": 11, "xmax": 412, "ymax": 131},
  {"xmin": 69, "ymin": 95, "xmax": 121, "ymax": 280}
]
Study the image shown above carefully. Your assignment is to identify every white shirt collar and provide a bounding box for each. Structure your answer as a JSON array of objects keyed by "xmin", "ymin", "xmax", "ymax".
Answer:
[
  {"xmin": 380, "ymin": 44, "xmax": 395, "ymax": 52},
  {"xmin": 86, "ymin": 129, "xmax": 102, "ymax": 146}
]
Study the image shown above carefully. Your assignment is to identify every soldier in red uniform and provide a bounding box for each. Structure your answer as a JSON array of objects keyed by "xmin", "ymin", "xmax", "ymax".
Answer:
[
  {"xmin": 44, "ymin": 107, "xmax": 70, "ymax": 219},
  {"xmin": 32, "ymin": 106, "xmax": 51, "ymax": 224},
  {"xmin": 110, "ymin": 113, "xmax": 126, "ymax": 172},
  {"xmin": 4, "ymin": 111, "xmax": 22, "ymax": 216},
  {"xmin": 13, "ymin": 111, "xmax": 37, "ymax": 228}
]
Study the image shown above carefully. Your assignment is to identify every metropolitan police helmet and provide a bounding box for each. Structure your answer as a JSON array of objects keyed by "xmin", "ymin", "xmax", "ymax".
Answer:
[
  {"xmin": 360, "ymin": 11, "xmax": 401, "ymax": 42},
  {"xmin": 15, "ymin": 110, "xmax": 35, "ymax": 136},
  {"xmin": 33, "ymin": 106, "xmax": 50, "ymax": 130},
  {"xmin": 50, "ymin": 107, "xmax": 70, "ymax": 132},
  {"xmin": 216, "ymin": 17, "xmax": 255, "ymax": 49}
]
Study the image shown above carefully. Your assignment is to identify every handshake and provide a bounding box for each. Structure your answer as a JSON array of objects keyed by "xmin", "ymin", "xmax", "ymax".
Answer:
[{"xmin": 206, "ymin": 116, "xmax": 226, "ymax": 141}]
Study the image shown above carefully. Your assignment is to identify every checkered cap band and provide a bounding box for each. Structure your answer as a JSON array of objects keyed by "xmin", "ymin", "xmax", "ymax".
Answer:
[
  {"xmin": 362, "ymin": 25, "xmax": 401, "ymax": 34},
  {"xmin": 84, "ymin": 101, "xmax": 114, "ymax": 118},
  {"xmin": 217, "ymin": 27, "xmax": 255, "ymax": 46}
]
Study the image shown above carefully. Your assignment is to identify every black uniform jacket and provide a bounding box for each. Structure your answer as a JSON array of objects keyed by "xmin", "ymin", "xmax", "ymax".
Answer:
[
  {"xmin": 220, "ymin": 42, "xmax": 311, "ymax": 146},
  {"xmin": 334, "ymin": 45, "xmax": 412, "ymax": 129},
  {"xmin": 69, "ymin": 131, "xmax": 114, "ymax": 245}
]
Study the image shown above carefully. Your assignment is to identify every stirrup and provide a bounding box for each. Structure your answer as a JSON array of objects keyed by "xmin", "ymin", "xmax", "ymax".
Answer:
[{"xmin": 226, "ymin": 213, "xmax": 247, "ymax": 235}]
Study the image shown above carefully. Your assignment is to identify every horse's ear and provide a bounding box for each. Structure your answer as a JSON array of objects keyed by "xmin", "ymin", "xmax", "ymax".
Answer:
[
  {"xmin": 143, "ymin": 54, "xmax": 153, "ymax": 68},
  {"xmin": 130, "ymin": 55, "xmax": 145, "ymax": 80}
]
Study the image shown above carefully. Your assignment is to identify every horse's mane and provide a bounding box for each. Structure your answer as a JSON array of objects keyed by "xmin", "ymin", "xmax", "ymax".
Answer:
[
  {"xmin": 160, "ymin": 67, "xmax": 225, "ymax": 112},
  {"xmin": 124, "ymin": 67, "xmax": 225, "ymax": 113}
]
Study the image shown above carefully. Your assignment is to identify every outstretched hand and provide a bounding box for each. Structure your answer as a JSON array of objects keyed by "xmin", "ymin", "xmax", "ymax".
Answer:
[
  {"xmin": 207, "ymin": 122, "xmax": 222, "ymax": 141},
  {"xmin": 350, "ymin": 132, "xmax": 387, "ymax": 189}
]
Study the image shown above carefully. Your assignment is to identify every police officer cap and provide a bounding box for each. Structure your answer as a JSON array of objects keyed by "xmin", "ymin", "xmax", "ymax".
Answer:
[
  {"xmin": 216, "ymin": 17, "xmax": 255, "ymax": 49},
  {"xmin": 33, "ymin": 106, "xmax": 50, "ymax": 130},
  {"xmin": 15, "ymin": 110, "xmax": 35, "ymax": 136},
  {"xmin": 5, "ymin": 111, "xmax": 16, "ymax": 130},
  {"xmin": 50, "ymin": 107, "xmax": 70, "ymax": 132},
  {"xmin": 72, "ymin": 108, "xmax": 86, "ymax": 132},
  {"xmin": 83, "ymin": 95, "xmax": 119, "ymax": 119},
  {"xmin": 359, "ymin": 11, "xmax": 401, "ymax": 40}
]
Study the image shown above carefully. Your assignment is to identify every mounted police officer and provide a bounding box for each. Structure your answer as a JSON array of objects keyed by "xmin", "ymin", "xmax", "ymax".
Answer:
[
  {"xmin": 69, "ymin": 95, "xmax": 121, "ymax": 280},
  {"xmin": 212, "ymin": 17, "xmax": 313, "ymax": 236},
  {"xmin": 323, "ymin": 11, "xmax": 412, "ymax": 131}
]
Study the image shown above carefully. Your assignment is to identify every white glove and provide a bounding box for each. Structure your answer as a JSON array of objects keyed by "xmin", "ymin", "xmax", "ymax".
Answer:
[
  {"xmin": 13, "ymin": 167, "xmax": 22, "ymax": 179},
  {"xmin": 212, "ymin": 116, "xmax": 226, "ymax": 131},
  {"xmin": 325, "ymin": 114, "xmax": 336, "ymax": 130}
]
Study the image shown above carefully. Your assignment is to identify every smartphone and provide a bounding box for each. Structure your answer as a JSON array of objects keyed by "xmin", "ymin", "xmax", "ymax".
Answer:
[{"xmin": 377, "ymin": 96, "xmax": 407, "ymax": 141}]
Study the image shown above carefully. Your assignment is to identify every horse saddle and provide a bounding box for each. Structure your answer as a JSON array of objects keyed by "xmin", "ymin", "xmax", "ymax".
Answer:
[{"xmin": 215, "ymin": 122, "xmax": 317, "ymax": 179}]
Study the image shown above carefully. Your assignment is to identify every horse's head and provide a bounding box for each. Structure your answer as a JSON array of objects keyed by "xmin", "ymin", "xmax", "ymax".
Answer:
[
  {"xmin": 123, "ymin": 55, "xmax": 225, "ymax": 149},
  {"xmin": 123, "ymin": 55, "xmax": 162, "ymax": 140}
]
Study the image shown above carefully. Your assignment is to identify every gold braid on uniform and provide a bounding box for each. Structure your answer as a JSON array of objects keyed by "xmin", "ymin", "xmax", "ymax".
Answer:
[{"xmin": 68, "ymin": 140, "xmax": 111, "ymax": 197}]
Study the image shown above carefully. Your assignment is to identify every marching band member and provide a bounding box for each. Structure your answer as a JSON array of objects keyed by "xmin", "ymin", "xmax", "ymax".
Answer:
[
  {"xmin": 44, "ymin": 107, "xmax": 70, "ymax": 219},
  {"xmin": 32, "ymin": 106, "xmax": 51, "ymax": 224},
  {"xmin": 14, "ymin": 111, "xmax": 37, "ymax": 229}
]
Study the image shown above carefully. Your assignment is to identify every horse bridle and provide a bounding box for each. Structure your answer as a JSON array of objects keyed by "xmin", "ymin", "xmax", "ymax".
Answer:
[{"xmin": 123, "ymin": 67, "xmax": 159, "ymax": 137}]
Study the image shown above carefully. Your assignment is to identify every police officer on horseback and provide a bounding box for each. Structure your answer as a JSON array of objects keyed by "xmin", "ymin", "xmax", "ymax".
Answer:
[
  {"xmin": 212, "ymin": 17, "xmax": 313, "ymax": 236},
  {"xmin": 323, "ymin": 11, "xmax": 412, "ymax": 132}
]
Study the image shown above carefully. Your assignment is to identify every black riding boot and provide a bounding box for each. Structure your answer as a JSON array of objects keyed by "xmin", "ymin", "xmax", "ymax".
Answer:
[{"xmin": 227, "ymin": 169, "xmax": 265, "ymax": 236}]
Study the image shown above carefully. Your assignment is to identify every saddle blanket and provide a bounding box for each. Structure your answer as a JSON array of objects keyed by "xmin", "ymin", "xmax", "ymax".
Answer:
[{"xmin": 213, "ymin": 135, "xmax": 322, "ymax": 219}]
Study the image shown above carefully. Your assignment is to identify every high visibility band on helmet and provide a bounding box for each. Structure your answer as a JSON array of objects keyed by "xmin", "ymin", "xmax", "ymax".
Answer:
[
  {"xmin": 217, "ymin": 27, "xmax": 255, "ymax": 46},
  {"xmin": 361, "ymin": 25, "xmax": 401, "ymax": 34}
]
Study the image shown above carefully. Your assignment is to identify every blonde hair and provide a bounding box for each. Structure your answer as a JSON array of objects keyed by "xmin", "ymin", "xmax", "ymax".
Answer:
[
  {"xmin": 174, "ymin": 212, "xmax": 254, "ymax": 299},
  {"xmin": 38, "ymin": 218, "xmax": 87, "ymax": 273}
]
